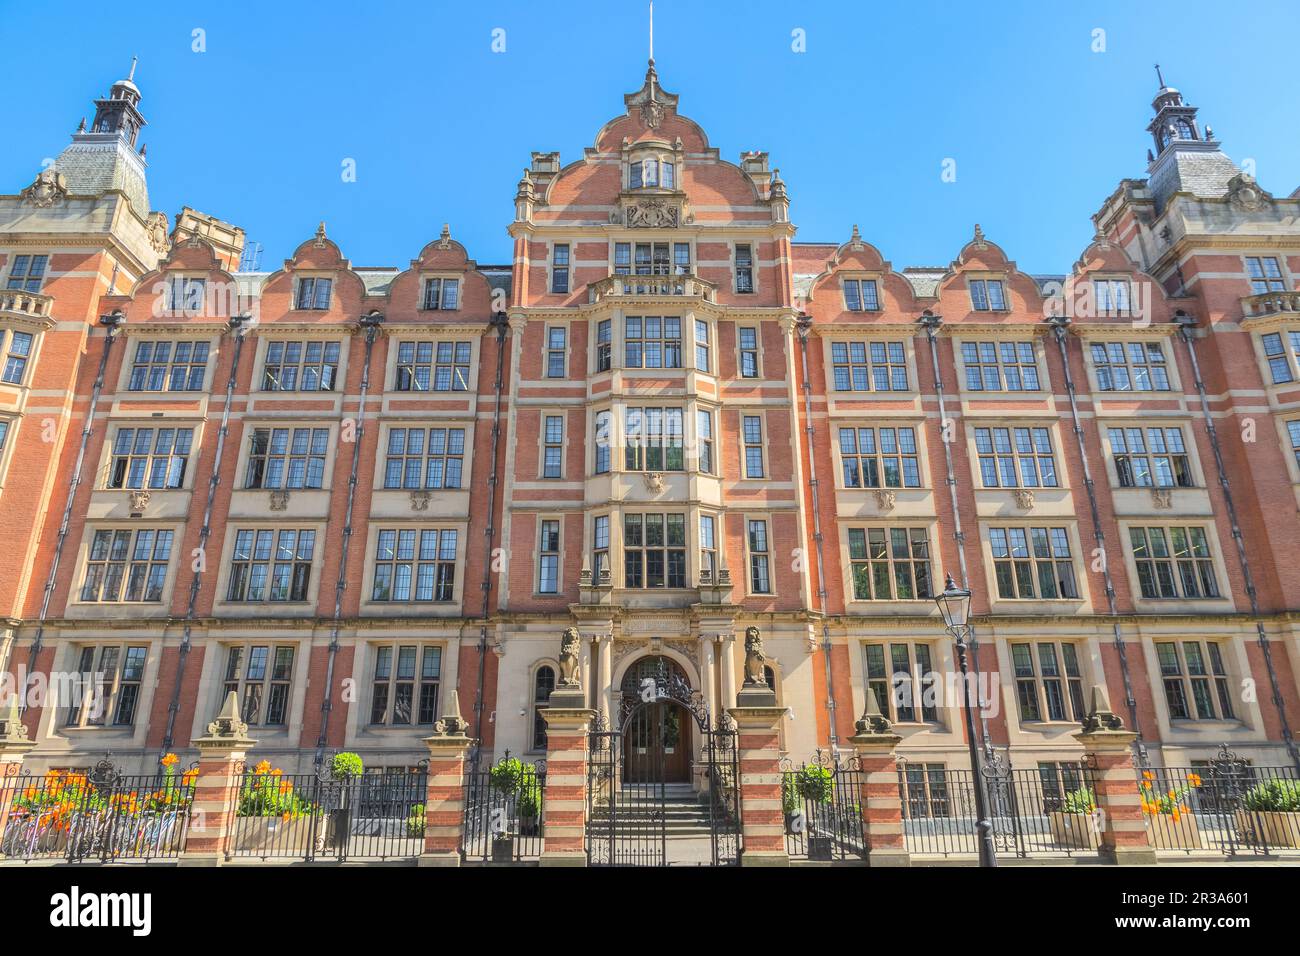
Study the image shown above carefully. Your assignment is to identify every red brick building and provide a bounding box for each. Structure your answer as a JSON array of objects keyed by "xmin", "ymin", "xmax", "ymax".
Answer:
[{"xmin": 1, "ymin": 61, "xmax": 1298, "ymax": 784}]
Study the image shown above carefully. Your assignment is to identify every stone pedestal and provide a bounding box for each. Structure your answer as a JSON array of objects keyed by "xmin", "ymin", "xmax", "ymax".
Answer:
[
  {"xmin": 728, "ymin": 703, "xmax": 789, "ymax": 866},
  {"xmin": 0, "ymin": 696, "xmax": 36, "ymax": 831},
  {"xmin": 539, "ymin": 687, "xmax": 595, "ymax": 867},
  {"xmin": 418, "ymin": 691, "xmax": 474, "ymax": 867},
  {"xmin": 1073, "ymin": 685, "xmax": 1157, "ymax": 866},
  {"xmin": 848, "ymin": 696, "xmax": 909, "ymax": 866},
  {"xmin": 181, "ymin": 691, "xmax": 256, "ymax": 866}
]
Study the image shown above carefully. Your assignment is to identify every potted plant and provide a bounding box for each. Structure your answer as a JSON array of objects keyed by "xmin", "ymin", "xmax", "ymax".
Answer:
[
  {"xmin": 489, "ymin": 757, "xmax": 525, "ymax": 860},
  {"xmin": 322, "ymin": 752, "xmax": 363, "ymax": 850},
  {"xmin": 1139, "ymin": 771, "xmax": 1203, "ymax": 850},
  {"xmin": 406, "ymin": 803, "xmax": 426, "ymax": 841},
  {"xmin": 1046, "ymin": 786, "xmax": 1099, "ymax": 849},
  {"xmin": 795, "ymin": 766, "xmax": 835, "ymax": 860},
  {"xmin": 1236, "ymin": 778, "xmax": 1300, "ymax": 848},
  {"xmin": 517, "ymin": 765, "xmax": 542, "ymax": 837}
]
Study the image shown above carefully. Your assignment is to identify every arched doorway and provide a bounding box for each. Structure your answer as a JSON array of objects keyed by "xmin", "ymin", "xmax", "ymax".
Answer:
[{"xmin": 619, "ymin": 656, "xmax": 694, "ymax": 783}]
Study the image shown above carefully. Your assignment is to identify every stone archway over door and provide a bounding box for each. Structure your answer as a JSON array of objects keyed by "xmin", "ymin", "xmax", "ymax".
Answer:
[{"xmin": 619, "ymin": 656, "xmax": 695, "ymax": 783}]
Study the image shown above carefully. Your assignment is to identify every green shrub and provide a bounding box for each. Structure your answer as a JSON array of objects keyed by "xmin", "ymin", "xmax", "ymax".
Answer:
[
  {"xmin": 795, "ymin": 765, "xmax": 834, "ymax": 805},
  {"xmin": 782, "ymin": 776, "xmax": 799, "ymax": 814},
  {"xmin": 329, "ymin": 752, "xmax": 364, "ymax": 781},
  {"xmin": 1243, "ymin": 779, "xmax": 1300, "ymax": 813},
  {"xmin": 490, "ymin": 757, "xmax": 525, "ymax": 794},
  {"xmin": 406, "ymin": 803, "xmax": 426, "ymax": 838},
  {"xmin": 236, "ymin": 765, "xmax": 318, "ymax": 819},
  {"xmin": 1060, "ymin": 787, "xmax": 1096, "ymax": 814}
]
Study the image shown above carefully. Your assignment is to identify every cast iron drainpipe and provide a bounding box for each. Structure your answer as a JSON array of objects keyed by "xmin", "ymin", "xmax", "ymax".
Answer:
[
  {"xmin": 794, "ymin": 314, "xmax": 839, "ymax": 753},
  {"xmin": 1045, "ymin": 314, "xmax": 1146, "ymax": 764},
  {"xmin": 20, "ymin": 311, "xmax": 125, "ymax": 691},
  {"xmin": 469, "ymin": 311, "xmax": 510, "ymax": 773},
  {"xmin": 1174, "ymin": 312, "xmax": 1300, "ymax": 771},
  {"xmin": 918, "ymin": 313, "xmax": 993, "ymax": 750},
  {"xmin": 314, "ymin": 311, "xmax": 384, "ymax": 767},
  {"xmin": 160, "ymin": 313, "xmax": 252, "ymax": 757}
]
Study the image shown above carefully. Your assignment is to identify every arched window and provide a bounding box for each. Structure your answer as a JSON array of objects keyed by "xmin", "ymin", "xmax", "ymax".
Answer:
[
  {"xmin": 1176, "ymin": 119, "xmax": 1195, "ymax": 141},
  {"xmin": 532, "ymin": 665, "xmax": 555, "ymax": 751}
]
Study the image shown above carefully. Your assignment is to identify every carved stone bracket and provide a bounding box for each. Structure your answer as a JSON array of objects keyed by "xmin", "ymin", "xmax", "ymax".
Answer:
[
  {"xmin": 269, "ymin": 490, "xmax": 290, "ymax": 511},
  {"xmin": 643, "ymin": 472, "xmax": 665, "ymax": 493},
  {"xmin": 1150, "ymin": 487, "xmax": 1173, "ymax": 509},
  {"xmin": 409, "ymin": 490, "xmax": 431, "ymax": 512},
  {"xmin": 128, "ymin": 490, "xmax": 151, "ymax": 514},
  {"xmin": 873, "ymin": 489, "xmax": 897, "ymax": 512},
  {"xmin": 1013, "ymin": 489, "xmax": 1035, "ymax": 511}
]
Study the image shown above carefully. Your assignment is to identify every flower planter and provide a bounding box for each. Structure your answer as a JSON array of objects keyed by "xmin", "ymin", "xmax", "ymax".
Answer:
[
  {"xmin": 807, "ymin": 836, "xmax": 834, "ymax": 861},
  {"xmin": 491, "ymin": 835, "xmax": 515, "ymax": 862},
  {"xmin": 1145, "ymin": 812, "xmax": 1201, "ymax": 850},
  {"xmin": 1047, "ymin": 811, "xmax": 1099, "ymax": 849},
  {"xmin": 234, "ymin": 816, "xmax": 319, "ymax": 855},
  {"xmin": 1235, "ymin": 810, "xmax": 1300, "ymax": 848}
]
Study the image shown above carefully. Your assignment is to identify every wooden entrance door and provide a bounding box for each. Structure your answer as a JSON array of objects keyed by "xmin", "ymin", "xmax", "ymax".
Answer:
[{"xmin": 623, "ymin": 702, "xmax": 692, "ymax": 783}]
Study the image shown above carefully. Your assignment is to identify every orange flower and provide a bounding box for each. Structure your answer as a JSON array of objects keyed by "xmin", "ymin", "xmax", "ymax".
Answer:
[
  {"xmin": 161, "ymin": 752, "xmax": 179, "ymax": 768},
  {"xmin": 1186, "ymin": 772, "xmax": 1202, "ymax": 787},
  {"xmin": 271, "ymin": 768, "xmax": 283, "ymax": 776},
  {"xmin": 254, "ymin": 760, "xmax": 272, "ymax": 775},
  {"xmin": 1142, "ymin": 770, "xmax": 1154, "ymax": 781},
  {"xmin": 1171, "ymin": 808, "xmax": 1182, "ymax": 822}
]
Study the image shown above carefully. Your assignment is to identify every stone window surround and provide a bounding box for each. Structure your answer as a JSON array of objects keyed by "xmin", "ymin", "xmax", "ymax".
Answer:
[
  {"xmin": 113, "ymin": 331, "xmax": 220, "ymax": 395},
  {"xmin": 836, "ymin": 518, "xmax": 939, "ymax": 611},
  {"xmin": 249, "ymin": 331, "xmax": 350, "ymax": 395},
  {"xmin": 964, "ymin": 419, "xmax": 1068, "ymax": 492},
  {"xmin": 1115, "ymin": 518, "xmax": 1234, "ymax": 613},
  {"xmin": 820, "ymin": 333, "xmax": 918, "ymax": 396},
  {"xmin": 584, "ymin": 399, "xmax": 716, "ymax": 477},
  {"xmin": 231, "ymin": 419, "xmax": 340, "ymax": 493},
  {"xmin": 65, "ymin": 522, "xmax": 184, "ymax": 619},
  {"xmin": 582, "ymin": 505, "xmax": 723, "ymax": 592},
  {"xmin": 356, "ymin": 520, "xmax": 470, "ymax": 615},
  {"xmin": 951, "ymin": 333, "xmax": 1049, "ymax": 394},
  {"xmin": 830, "ymin": 418, "xmax": 929, "ymax": 491},
  {"xmin": 977, "ymin": 520, "xmax": 1089, "ymax": 609},
  {"xmin": 209, "ymin": 520, "xmax": 328, "ymax": 614},
  {"xmin": 839, "ymin": 271, "xmax": 884, "ymax": 313},
  {"xmin": 94, "ymin": 416, "xmax": 205, "ymax": 492},
  {"xmin": 534, "ymin": 513, "xmax": 565, "ymax": 596},
  {"xmin": 1097, "ymin": 417, "xmax": 1205, "ymax": 490},
  {"xmin": 53, "ymin": 640, "xmax": 161, "ymax": 744},
  {"xmin": 382, "ymin": 329, "xmax": 480, "ymax": 393},
  {"xmin": 1080, "ymin": 331, "xmax": 1182, "ymax": 395},
  {"xmin": 371, "ymin": 418, "xmax": 475, "ymax": 492},
  {"xmin": 734, "ymin": 320, "xmax": 765, "ymax": 379}
]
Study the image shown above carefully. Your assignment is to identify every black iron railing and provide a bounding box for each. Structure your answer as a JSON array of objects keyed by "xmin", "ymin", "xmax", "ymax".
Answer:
[
  {"xmin": 782, "ymin": 752, "xmax": 865, "ymax": 862},
  {"xmin": 461, "ymin": 754, "xmax": 545, "ymax": 863}
]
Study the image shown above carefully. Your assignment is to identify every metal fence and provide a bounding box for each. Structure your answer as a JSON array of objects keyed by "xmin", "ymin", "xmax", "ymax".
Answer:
[
  {"xmin": 1141, "ymin": 755, "xmax": 1300, "ymax": 858},
  {"xmin": 462, "ymin": 755, "xmax": 545, "ymax": 863},
  {"xmin": 229, "ymin": 763, "xmax": 427, "ymax": 862},
  {"xmin": 782, "ymin": 753, "xmax": 865, "ymax": 862},
  {"xmin": 897, "ymin": 759, "xmax": 1101, "ymax": 860},
  {"xmin": 0, "ymin": 759, "xmax": 193, "ymax": 863}
]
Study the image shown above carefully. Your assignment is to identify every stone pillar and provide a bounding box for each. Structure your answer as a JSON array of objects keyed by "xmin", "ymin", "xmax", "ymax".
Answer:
[
  {"xmin": 848, "ymin": 695, "xmax": 909, "ymax": 866},
  {"xmin": 418, "ymin": 691, "xmax": 473, "ymax": 867},
  {"xmin": 719, "ymin": 632, "xmax": 737, "ymax": 708},
  {"xmin": 539, "ymin": 682, "xmax": 595, "ymax": 867},
  {"xmin": 729, "ymin": 679, "xmax": 789, "ymax": 867},
  {"xmin": 0, "ymin": 695, "xmax": 36, "ymax": 830},
  {"xmin": 698, "ymin": 634, "xmax": 716, "ymax": 725},
  {"xmin": 1073, "ymin": 685, "xmax": 1157, "ymax": 866},
  {"xmin": 181, "ymin": 691, "xmax": 256, "ymax": 866}
]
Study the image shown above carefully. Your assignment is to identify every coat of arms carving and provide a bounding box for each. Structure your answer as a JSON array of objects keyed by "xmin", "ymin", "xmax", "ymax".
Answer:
[
  {"xmin": 21, "ymin": 168, "xmax": 68, "ymax": 208},
  {"xmin": 625, "ymin": 200, "xmax": 679, "ymax": 229}
]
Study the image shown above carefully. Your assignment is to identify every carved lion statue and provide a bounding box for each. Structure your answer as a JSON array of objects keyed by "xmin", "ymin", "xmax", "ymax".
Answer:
[
  {"xmin": 558, "ymin": 626, "xmax": 582, "ymax": 687},
  {"xmin": 742, "ymin": 625, "xmax": 768, "ymax": 687}
]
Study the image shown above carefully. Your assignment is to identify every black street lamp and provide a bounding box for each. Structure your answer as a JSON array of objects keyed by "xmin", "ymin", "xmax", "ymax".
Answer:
[{"xmin": 935, "ymin": 573, "xmax": 998, "ymax": 868}]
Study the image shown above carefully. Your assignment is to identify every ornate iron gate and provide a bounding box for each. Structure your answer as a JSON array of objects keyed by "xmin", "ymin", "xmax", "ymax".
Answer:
[{"xmin": 585, "ymin": 658, "xmax": 742, "ymax": 867}]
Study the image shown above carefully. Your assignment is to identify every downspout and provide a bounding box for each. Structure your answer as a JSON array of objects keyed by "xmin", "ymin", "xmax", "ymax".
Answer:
[
  {"xmin": 918, "ymin": 313, "xmax": 991, "ymax": 750},
  {"xmin": 160, "ymin": 314, "xmax": 251, "ymax": 756},
  {"xmin": 21, "ymin": 311, "xmax": 125, "ymax": 683},
  {"xmin": 314, "ymin": 310, "xmax": 384, "ymax": 766},
  {"xmin": 470, "ymin": 311, "xmax": 510, "ymax": 772},
  {"xmin": 1175, "ymin": 312, "xmax": 1300, "ymax": 770},
  {"xmin": 794, "ymin": 315, "xmax": 839, "ymax": 753},
  {"xmin": 1046, "ymin": 315, "xmax": 1145, "ymax": 763}
]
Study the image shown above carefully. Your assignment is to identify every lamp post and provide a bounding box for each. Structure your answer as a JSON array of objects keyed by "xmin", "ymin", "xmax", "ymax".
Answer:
[{"xmin": 935, "ymin": 573, "xmax": 998, "ymax": 868}]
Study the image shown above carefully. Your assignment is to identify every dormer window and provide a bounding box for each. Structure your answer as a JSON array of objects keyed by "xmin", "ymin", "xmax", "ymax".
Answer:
[
  {"xmin": 164, "ymin": 276, "xmax": 207, "ymax": 316},
  {"xmin": 969, "ymin": 278, "xmax": 1007, "ymax": 312},
  {"xmin": 630, "ymin": 156, "xmax": 675, "ymax": 189},
  {"xmin": 295, "ymin": 277, "xmax": 332, "ymax": 310},
  {"xmin": 422, "ymin": 277, "xmax": 460, "ymax": 310}
]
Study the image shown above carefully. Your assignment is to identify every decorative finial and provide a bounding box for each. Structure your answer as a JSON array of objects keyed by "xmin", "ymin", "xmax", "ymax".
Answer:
[
  {"xmin": 313, "ymin": 221, "xmax": 327, "ymax": 248},
  {"xmin": 128, "ymin": 56, "xmax": 138, "ymax": 82},
  {"xmin": 1147, "ymin": 148, "xmax": 1155, "ymax": 163},
  {"xmin": 1205, "ymin": 124, "xmax": 1213, "ymax": 140},
  {"xmin": 139, "ymin": 143, "xmax": 147, "ymax": 158},
  {"xmin": 76, "ymin": 117, "xmax": 86, "ymax": 133},
  {"xmin": 438, "ymin": 222, "xmax": 452, "ymax": 249},
  {"xmin": 973, "ymin": 223, "xmax": 987, "ymax": 247}
]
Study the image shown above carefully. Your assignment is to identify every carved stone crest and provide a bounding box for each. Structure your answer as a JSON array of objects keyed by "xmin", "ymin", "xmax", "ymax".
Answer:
[
  {"xmin": 269, "ymin": 490, "xmax": 290, "ymax": 511},
  {"xmin": 625, "ymin": 200, "xmax": 679, "ymax": 229},
  {"xmin": 128, "ymin": 490, "xmax": 151, "ymax": 513},
  {"xmin": 1226, "ymin": 172, "xmax": 1271, "ymax": 213},
  {"xmin": 1012, "ymin": 489, "xmax": 1035, "ymax": 510},
  {"xmin": 642, "ymin": 472, "xmax": 665, "ymax": 493},
  {"xmin": 409, "ymin": 490, "xmax": 431, "ymax": 512},
  {"xmin": 640, "ymin": 98, "xmax": 666, "ymax": 129},
  {"xmin": 146, "ymin": 211, "xmax": 171, "ymax": 254},
  {"xmin": 21, "ymin": 168, "xmax": 68, "ymax": 208},
  {"xmin": 873, "ymin": 489, "xmax": 897, "ymax": 512},
  {"xmin": 1150, "ymin": 487, "xmax": 1173, "ymax": 509},
  {"xmin": 558, "ymin": 626, "xmax": 582, "ymax": 687}
]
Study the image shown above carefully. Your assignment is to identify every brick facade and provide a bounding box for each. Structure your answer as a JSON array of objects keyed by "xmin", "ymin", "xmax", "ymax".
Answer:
[{"xmin": 1, "ymin": 63, "xmax": 1298, "ymax": 784}]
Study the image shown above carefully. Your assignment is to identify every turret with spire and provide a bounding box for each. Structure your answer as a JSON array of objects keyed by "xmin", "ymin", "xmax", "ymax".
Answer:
[{"xmin": 1140, "ymin": 66, "xmax": 1240, "ymax": 214}]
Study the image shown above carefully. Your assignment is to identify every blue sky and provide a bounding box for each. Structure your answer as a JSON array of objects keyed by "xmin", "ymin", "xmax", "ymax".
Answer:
[{"xmin": 5, "ymin": 0, "xmax": 1298, "ymax": 274}]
